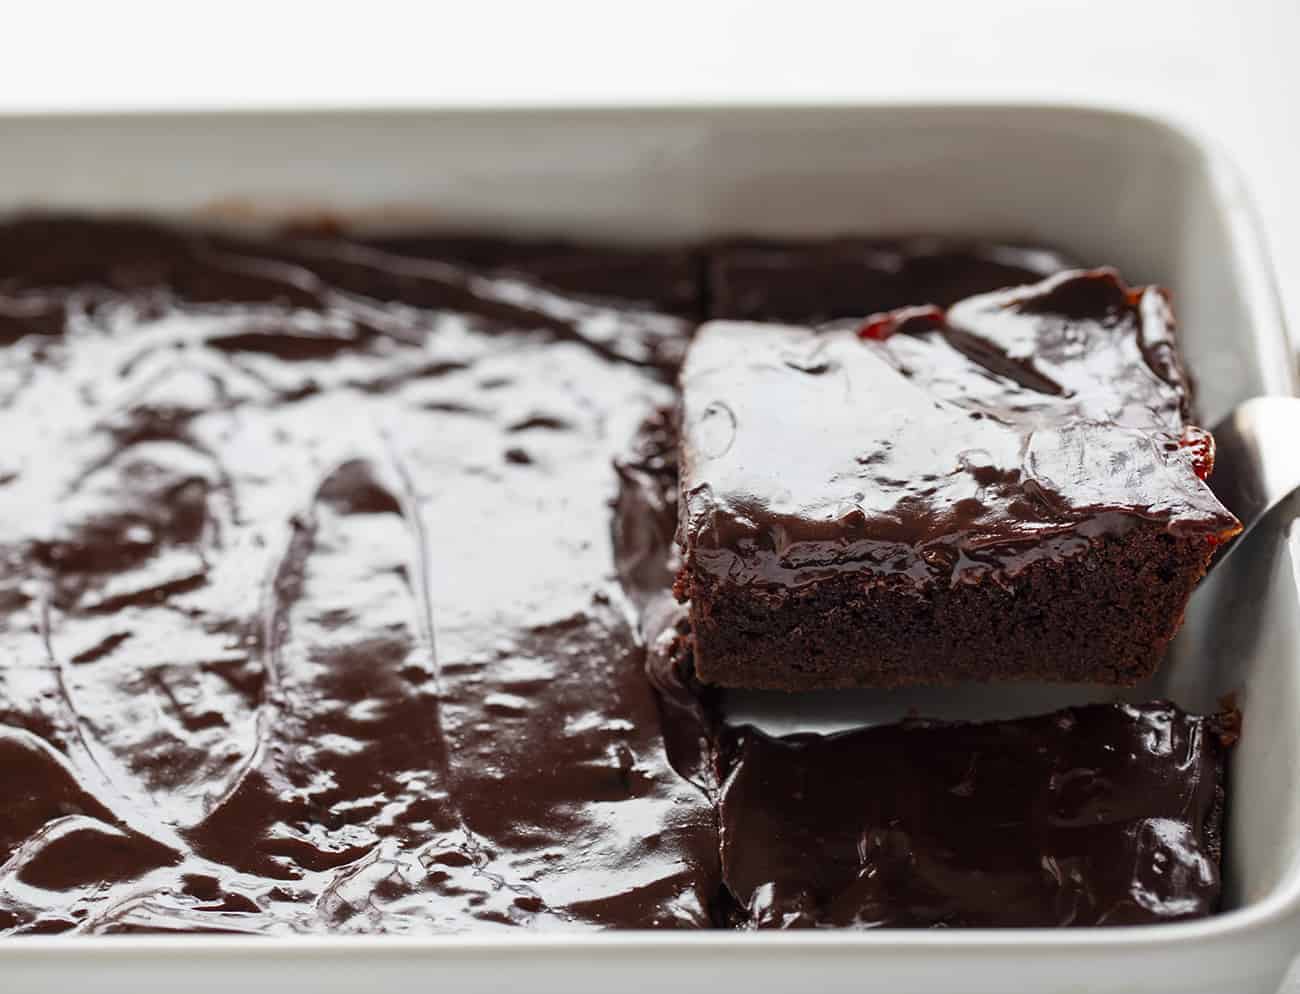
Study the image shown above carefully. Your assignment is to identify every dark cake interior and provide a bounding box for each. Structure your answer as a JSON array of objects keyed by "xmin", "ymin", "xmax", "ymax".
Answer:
[{"xmin": 0, "ymin": 216, "xmax": 1231, "ymax": 934}]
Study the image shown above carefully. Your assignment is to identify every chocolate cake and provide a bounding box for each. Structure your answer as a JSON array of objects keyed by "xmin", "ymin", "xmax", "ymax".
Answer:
[
  {"xmin": 0, "ymin": 215, "xmax": 1232, "ymax": 934},
  {"xmin": 707, "ymin": 237, "xmax": 1073, "ymax": 322},
  {"xmin": 0, "ymin": 215, "xmax": 716, "ymax": 934},
  {"xmin": 720, "ymin": 702, "xmax": 1228, "ymax": 928},
  {"xmin": 677, "ymin": 270, "xmax": 1241, "ymax": 690}
]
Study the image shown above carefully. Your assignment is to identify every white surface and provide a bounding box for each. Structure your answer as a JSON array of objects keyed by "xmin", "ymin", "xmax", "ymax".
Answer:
[
  {"xmin": 1, "ymin": 3, "xmax": 1298, "ymax": 990},
  {"xmin": 1, "ymin": 104, "xmax": 1297, "ymax": 994}
]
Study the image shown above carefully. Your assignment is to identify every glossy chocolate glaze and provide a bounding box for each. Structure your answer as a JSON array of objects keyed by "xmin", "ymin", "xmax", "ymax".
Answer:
[
  {"xmin": 679, "ymin": 270, "xmax": 1240, "ymax": 592},
  {"xmin": 0, "ymin": 216, "xmax": 715, "ymax": 934},
  {"xmin": 0, "ymin": 217, "xmax": 1228, "ymax": 933},
  {"xmin": 707, "ymin": 237, "xmax": 1074, "ymax": 323},
  {"xmin": 720, "ymin": 703, "xmax": 1227, "ymax": 928}
]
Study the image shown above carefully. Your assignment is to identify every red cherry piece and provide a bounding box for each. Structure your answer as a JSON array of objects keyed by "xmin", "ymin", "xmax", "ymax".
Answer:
[
  {"xmin": 857, "ymin": 305, "xmax": 945, "ymax": 342},
  {"xmin": 1178, "ymin": 426, "xmax": 1215, "ymax": 481},
  {"xmin": 857, "ymin": 314, "xmax": 896, "ymax": 341}
]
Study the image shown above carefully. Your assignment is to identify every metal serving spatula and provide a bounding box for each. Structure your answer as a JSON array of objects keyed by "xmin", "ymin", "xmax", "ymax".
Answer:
[
  {"xmin": 727, "ymin": 395, "xmax": 1300, "ymax": 734},
  {"xmin": 1205, "ymin": 396, "xmax": 1300, "ymax": 572}
]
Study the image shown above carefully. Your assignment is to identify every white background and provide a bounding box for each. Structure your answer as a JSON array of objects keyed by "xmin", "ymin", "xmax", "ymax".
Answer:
[{"xmin": 1, "ymin": 0, "xmax": 1296, "ymax": 988}]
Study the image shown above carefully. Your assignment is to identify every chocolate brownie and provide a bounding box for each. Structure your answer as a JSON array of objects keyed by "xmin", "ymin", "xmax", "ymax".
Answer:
[
  {"xmin": 677, "ymin": 269, "xmax": 1241, "ymax": 690},
  {"xmin": 707, "ymin": 237, "xmax": 1074, "ymax": 322},
  {"xmin": 0, "ymin": 215, "xmax": 1232, "ymax": 934},
  {"xmin": 719, "ymin": 702, "xmax": 1229, "ymax": 928},
  {"xmin": 0, "ymin": 214, "xmax": 717, "ymax": 934},
  {"xmin": 365, "ymin": 233, "xmax": 706, "ymax": 318}
]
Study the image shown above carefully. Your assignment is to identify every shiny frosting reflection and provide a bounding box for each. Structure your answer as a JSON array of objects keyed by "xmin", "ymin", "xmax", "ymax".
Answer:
[
  {"xmin": 0, "ymin": 217, "xmax": 714, "ymax": 933},
  {"xmin": 679, "ymin": 271, "xmax": 1238, "ymax": 592},
  {"xmin": 0, "ymin": 219, "xmax": 1227, "ymax": 933}
]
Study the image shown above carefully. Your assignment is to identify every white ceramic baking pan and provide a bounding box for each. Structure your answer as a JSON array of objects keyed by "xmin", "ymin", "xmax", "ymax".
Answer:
[{"xmin": 0, "ymin": 104, "xmax": 1297, "ymax": 994}]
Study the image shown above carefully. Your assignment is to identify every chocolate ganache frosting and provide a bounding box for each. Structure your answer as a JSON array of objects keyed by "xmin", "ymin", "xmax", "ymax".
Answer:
[
  {"xmin": 679, "ymin": 270, "xmax": 1237, "ymax": 594},
  {"xmin": 0, "ymin": 218, "xmax": 1229, "ymax": 933}
]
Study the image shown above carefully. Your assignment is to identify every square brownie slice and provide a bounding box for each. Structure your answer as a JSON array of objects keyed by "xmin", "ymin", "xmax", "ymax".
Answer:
[
  {"xmin": 676, "ymin": 269, "xmax": 1240, "ymax": 690},
  {"xmin": 719, "ymin": 702, "xmax": 1229, "ymax": 927}
]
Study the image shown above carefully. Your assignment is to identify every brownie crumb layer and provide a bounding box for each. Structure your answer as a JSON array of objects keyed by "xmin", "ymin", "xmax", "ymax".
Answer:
[{"xmin": 685, "ymin": 523, "xmax": 1215, "ymax": 689}]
